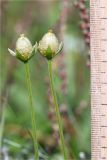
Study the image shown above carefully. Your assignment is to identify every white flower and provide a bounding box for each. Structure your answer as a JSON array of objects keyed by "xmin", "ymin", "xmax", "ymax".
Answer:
[
  {"xmin": 38, "ymin": 30, "xmax": 63, "ymax": 60},
  {"xmin": 8, "ymin": 34, "xmax": 37, "ymax": 62}
]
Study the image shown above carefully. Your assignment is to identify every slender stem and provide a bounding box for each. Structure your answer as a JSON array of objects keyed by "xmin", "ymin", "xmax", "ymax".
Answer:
[
  {"xmin": 48, "ymin": 60, "xmax": 67, "ymax": 160},
  {"xmin": 25, "ymin": 62, "xmax": 39, "ymax": 160}
]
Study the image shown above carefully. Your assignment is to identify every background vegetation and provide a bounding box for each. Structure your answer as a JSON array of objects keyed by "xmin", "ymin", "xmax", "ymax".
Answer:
[{"xmin": 0, "ymin": 0, "xmax": 90, "ymax": 159}]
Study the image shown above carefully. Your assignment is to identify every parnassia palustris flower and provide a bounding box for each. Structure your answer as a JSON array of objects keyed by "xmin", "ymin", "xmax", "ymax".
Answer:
[
  {"xmin": 38, "ymin": 30, "xmax": 63, "ymax": 60},
  {"xmin": 8, "ymin": 34, "xmax": 37, "ymax": 62}
]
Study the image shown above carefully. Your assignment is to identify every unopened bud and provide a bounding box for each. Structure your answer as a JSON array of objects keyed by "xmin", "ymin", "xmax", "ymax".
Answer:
[
  {"xmin": 8, "ymin": 34, "xmax": 37, "ymax": 62},
  {"xmin": 38, "ymin": 30, "xmax": 63, "ymax": 60}
]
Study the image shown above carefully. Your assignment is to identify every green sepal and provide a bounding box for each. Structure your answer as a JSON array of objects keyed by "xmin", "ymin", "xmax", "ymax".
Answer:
[
  {"xmin": 8, "ymin": 48, "xmax": 16, "ymax": 56},
  {"xmin": 44, "ymin": 46, "xmax": 55, "ymax": 60},
  {"xmin": 16, "ymin": 50, "xmax": 29, "ymax": 63},
  {"xmin": 16, "ymin": 44, "xmax": 36, "ymax": 63},
  {"xmin": 56, "ymin": 42, "xmax": 63, "ymax": 55}
]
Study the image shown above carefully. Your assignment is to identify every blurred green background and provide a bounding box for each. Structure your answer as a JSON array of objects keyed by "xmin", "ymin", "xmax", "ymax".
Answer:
[{"xmin": 0, "ymin": 0, "xmax": 90, "ymax": 159}]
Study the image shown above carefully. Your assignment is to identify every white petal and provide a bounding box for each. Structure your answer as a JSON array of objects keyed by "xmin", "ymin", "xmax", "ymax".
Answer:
[
  {"xmin": 39, "ymin": 32, "xmax": 59, "ymax": 52},
  {"xmin": 8, "ymin": 48, "xmax": 16, "ymax": 56},
  {"xmin": 16, "ymin": 35, "xmax": 32, "ymax": 55}
]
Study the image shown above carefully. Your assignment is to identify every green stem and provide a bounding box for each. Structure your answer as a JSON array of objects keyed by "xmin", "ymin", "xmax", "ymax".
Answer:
[
  {"xmin": 48, "ymin": 60, "xmax": 67, "ymax": 160},
  {"xmin": 25, "ymin": 62, "xmax": 39, "ymax": 160}
]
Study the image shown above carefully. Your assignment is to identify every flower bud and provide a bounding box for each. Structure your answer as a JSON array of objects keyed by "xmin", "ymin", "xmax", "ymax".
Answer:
[
  {"xmin": 38, "ymin": 30, "xmax": 63, "ymax": 60},
  {"xmin": 8, "ymin": 34, "xmax": 37, "ymax": 62}
]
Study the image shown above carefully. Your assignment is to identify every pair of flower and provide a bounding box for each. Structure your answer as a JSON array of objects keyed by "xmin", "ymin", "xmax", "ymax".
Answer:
[
  {"xmin": 8, "ymin": 30, "xmax": 63, "ymax": 62},
  {"xmin": 8, "ymin": 30, "xmax": 68, "ymax": 160}
]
